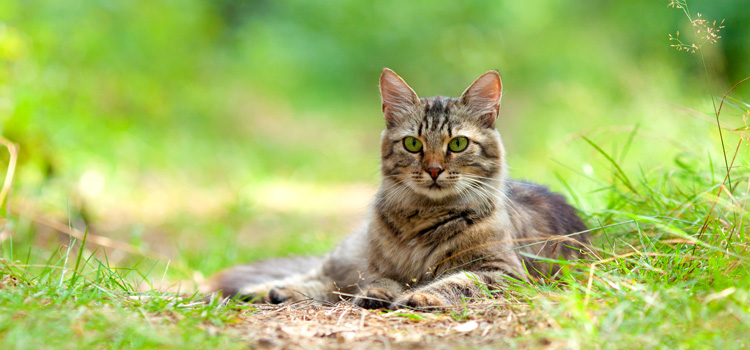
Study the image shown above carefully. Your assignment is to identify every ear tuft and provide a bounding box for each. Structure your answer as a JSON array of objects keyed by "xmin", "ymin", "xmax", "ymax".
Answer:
[
  {"xmin": 379, "ymin": 68, "xmax": 420, "ymax": 127},
  {"xmin": 458, "ymin": 70, "xmax": 502, "ymax": 128}
]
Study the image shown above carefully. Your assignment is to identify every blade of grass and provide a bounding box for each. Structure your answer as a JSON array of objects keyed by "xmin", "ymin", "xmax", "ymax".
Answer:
[
  {"xmin": 581, "ymin": 136, "xmax": 640, "ymax": 196},
  {"xmin": 69, "ymin": 227, "xmax": 90, "ymax": 287}
]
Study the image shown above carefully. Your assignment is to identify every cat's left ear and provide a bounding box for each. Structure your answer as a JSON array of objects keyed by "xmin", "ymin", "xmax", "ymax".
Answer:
[
  {"xmin": 380, "ymin": 68, "xmax": 420, "ymax": 128},
  {"xmin": 458, "ymin": 70, "xmax": 502, "ymax": 128}
]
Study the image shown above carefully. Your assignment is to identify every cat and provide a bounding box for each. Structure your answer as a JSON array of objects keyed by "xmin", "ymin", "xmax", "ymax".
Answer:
[{"xmin": 203, "ymin": 68, "xmax": 590, "ymax": 310}]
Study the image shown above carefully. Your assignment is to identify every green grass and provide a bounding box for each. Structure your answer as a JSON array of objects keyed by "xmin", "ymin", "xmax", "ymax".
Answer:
[
  {"xmin": 520, "ymin": 144, "xmax": 750, "ymax": 348},
  {"xmin": 0, "ymin": 241, "xmax": 254, "ymax": 349}
]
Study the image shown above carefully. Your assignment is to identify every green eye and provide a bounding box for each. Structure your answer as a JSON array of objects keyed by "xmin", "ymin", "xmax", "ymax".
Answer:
[
  {"xmin": 448, "ymin": 137, "xmax": 469, "ymax": 152},
  {"xmin": 403, "ymin": 137, "xmax": 423, "ymax": 153}
]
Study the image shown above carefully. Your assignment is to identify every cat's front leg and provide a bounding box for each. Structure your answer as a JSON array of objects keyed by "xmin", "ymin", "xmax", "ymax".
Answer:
[
  {"xmin": 353, "ymin": 278, "xmax": 405, "ymax": 309},
  {"xmin": 390, "ymin": 270, "xmax": 509, "ymax": 310}
]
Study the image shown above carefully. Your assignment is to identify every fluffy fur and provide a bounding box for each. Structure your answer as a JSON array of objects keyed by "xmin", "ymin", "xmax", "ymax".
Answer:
[{"xmin": 203, "ymin": 69, "xmax": 590, "ymax": 310}]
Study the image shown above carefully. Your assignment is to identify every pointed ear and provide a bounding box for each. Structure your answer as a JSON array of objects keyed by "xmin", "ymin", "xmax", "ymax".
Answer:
[
  {"xmin": 458, "ymin": 70, "xmax": 502, "ymax": 128},
  {"xmin": 380, "ymin": 68, "xmax": 420, "ymax": 127}
]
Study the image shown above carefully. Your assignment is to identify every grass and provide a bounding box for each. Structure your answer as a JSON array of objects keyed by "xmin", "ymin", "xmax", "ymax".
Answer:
[
  {"xmin": 1, "ymin": 0, "xmax": 750, "ymax": 349},
  {"xmin": 526, "ymin": 149, "xmax": 750, "ymax": 348},
  {"xmin": 0, "ymin": 251, "xmax": 253, "ymax": 349}
]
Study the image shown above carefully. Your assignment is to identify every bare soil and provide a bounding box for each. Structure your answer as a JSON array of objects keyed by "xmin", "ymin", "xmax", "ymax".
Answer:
[{"xmin": 222, "ymin": 300, "xmax": 567, "ymax": 350}]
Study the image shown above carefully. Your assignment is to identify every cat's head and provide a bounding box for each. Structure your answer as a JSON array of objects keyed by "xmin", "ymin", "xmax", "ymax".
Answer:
[{"xmin": 378, "ymin": 68, "xmax": 506, "ymax": 202}]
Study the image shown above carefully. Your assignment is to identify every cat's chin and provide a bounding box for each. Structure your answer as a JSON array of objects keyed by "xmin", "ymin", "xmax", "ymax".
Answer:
[{"xmin": 410, "ymin": 184, "xmax": 459, "ymax": 201}]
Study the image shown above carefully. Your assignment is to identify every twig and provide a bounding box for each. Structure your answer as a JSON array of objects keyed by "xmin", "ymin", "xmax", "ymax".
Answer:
[
  {"xmin": 23, "ymin": 213, "xmax": 194, "ymax": 277},
  {"xmin": 0, "ymin": 136, "xmax": 18, "ymax": 209}
]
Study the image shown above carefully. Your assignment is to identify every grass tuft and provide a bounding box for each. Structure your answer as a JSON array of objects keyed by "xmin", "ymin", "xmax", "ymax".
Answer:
[{"xmin": 0, "ymin": 222, "xmax": 254, "ymax": 349}]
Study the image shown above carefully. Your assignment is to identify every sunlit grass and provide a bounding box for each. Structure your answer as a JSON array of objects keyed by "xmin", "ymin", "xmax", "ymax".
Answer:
[
  {"xmin": 0, "ymin": 234, "xmax": 252, "ymax": 349},
  {"xmin": 523, "ymin": 132, "xmax": 750, "ymax": 348}
]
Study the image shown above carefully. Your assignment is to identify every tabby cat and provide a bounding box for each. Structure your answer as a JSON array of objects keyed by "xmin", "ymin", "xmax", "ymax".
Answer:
[{"xmin": 204, "ymin": 69, "xmax": 589, "ymax": 310}]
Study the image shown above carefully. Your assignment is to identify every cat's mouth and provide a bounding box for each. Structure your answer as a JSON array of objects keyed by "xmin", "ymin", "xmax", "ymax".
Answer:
[
  {"xmin": 427, "ymin": 182, "xmax": 442, "ymax": 190},
  {"xmin": 403, "ymin": 177, "xmax": 457, "ymax": 200}
]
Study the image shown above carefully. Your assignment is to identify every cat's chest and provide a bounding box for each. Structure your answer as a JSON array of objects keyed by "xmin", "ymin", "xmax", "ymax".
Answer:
[
  {"xmin": 373, "ymin": 235, "xmax": 452, "ymax": 285},
  {"xmin": 370, "ymin": 207, "xmax": 493, "ymax": 284},
  {"xmin": 390, "ymin": 207, "xmax": 492, "ymax": 245}
]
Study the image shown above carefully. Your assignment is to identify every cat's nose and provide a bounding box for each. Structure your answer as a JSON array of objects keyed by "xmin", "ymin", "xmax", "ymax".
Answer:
[{"xmin": 426, "ymin": 166, "xmax": 443, "ymax": 180}]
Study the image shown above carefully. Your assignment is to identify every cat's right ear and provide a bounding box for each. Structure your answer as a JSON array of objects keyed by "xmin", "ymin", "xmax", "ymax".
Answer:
[
  {"xmin": 458, "ymin": 70, "xmax": 502, "ymax": 128},
  {"xmin": 380, "ymin": 68, "xmax": 420, "ymax": 128}
]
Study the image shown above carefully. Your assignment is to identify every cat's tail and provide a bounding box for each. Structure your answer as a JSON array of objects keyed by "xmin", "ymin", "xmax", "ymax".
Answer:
[{"xmin": 200, "ymin": 256, "xmax": 325, "ymax": 299}]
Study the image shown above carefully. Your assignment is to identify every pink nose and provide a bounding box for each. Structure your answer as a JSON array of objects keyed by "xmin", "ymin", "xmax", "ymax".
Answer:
[{"xmin": 426, "ymin": 167, "xmax": 443, "ymax": 180}]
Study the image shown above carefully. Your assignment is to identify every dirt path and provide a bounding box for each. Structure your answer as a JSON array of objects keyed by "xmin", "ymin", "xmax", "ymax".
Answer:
[{"xmin": 222, "ymin": 300, "xmax": 563, "ymax": 350}]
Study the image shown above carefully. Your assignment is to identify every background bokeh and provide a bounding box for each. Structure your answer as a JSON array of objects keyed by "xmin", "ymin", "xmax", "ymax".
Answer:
[{"xmin": 0, "ymin": 0, "xmax": 748, "ymax": 281}]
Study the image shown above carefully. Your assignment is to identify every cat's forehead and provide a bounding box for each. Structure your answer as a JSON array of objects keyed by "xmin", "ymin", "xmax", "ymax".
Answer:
[{"xmin": 389, "ymin": 96, "xmax": 485, "ymax": 139}]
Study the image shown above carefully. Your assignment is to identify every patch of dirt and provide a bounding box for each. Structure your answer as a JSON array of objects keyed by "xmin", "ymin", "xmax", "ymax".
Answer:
[{"xmin": 223, "ymin": 300, "xmax": 567, "ymax": 350}]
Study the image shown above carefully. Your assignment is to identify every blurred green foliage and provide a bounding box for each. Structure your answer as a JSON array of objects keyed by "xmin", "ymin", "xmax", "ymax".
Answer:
[{"xmin": 0, "ymin": 0, "xmax": 748, "ymax": 272}]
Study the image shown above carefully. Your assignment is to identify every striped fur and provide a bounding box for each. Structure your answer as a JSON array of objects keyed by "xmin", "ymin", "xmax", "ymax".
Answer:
[{"xmin": 203, "ymin": 69, "xmax": 589, "ymax": 310}]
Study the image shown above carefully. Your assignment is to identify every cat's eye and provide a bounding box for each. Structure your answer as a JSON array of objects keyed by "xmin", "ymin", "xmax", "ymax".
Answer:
[
  {"xmin": 403, "ymin": 137, "xmax": 423, "ymax": 153},
  {"xmin": 448, "ymin": 137, "xmax": 469, "ymax": 152}
]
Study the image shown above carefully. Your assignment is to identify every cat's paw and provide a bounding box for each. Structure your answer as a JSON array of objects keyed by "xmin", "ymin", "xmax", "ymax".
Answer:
[
  {"xmin": 236, "ymin": 285, "xmax": 272, "ymax": 303},
  {"xmin": 353, "ymin": 287, "xmax": 399, "ymax": 309},
  {"xmin": 390, "ymin": 291, "xmax": 447, "ymax": 311},
  {"xmin": 237, "ymin": 285, "xmax": 297, "ymax": 304}
]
